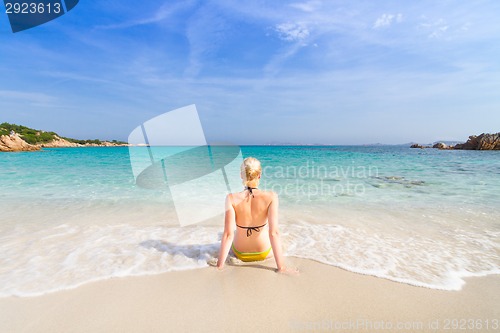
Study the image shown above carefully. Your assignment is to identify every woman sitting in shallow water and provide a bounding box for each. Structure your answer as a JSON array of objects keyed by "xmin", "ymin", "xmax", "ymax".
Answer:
[{"xmin": 215, "ymin": 157, "xmax": 298, "ymax": 275}]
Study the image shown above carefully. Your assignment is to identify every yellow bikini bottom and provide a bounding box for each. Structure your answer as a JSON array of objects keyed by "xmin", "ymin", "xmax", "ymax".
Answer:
[{"xmin": 231, "ymin": 244, "xmax": 272, "ymax": 262}]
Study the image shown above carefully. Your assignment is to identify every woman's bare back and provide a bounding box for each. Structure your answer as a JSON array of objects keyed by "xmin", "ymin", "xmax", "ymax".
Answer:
[{"xmin": 230, "ymin": 189, "xmax": 274, "ymax": 253}]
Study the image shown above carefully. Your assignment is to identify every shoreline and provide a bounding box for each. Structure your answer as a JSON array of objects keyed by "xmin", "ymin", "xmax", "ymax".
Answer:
[{"xmin": 1, "ymin": 258, "xmax": 498, "ymax": 333}]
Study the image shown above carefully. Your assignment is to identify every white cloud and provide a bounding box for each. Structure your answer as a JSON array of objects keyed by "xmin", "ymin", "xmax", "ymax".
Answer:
[
  {"xmin": 184, "ymin": 6, "xmax": 229, "ymax": 78},
  {"xmin": 419, "ymin": 18, "xmax": 449, "ymax": 38},
  {"xmin": 275, "ymin": 22, "xmax": 310, "ymax": 42},
  {"xmin": 373, "ymin": 13, "xmax": 403, "ymax": 29},
  {"xmin": 96, "ymin": 1, "xmax": 195, "ymax": 30},
  {"xmin": 0, "ymin": 90, "xmax": 56, "ymax": 105},
  {"xmin": 289, "ymin": 1, "xmax": 320, "ymax": 13},
  {"xmin": 263, "ymin": 42, "xmax": 304, "ymax": 77},
  {"xmin": 430, "ymin": 25, "xmax": 449, "ymax": 38},
  {"xmin": 460, "ymin": 22, "xmax": 471, "ymax": 32}
]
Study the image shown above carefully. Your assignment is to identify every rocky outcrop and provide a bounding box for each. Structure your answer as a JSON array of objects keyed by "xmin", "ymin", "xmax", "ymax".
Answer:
[
  {"xmin": 0, "ymin": 133, "xmax": 40, "ymax": 152},
  {"xmin": 454, "ymin": 133, "xmax": 500, "ymax": 150},
  {"xmin": 38, "ymin": 137, "xmax": 128, "ymax": 148},
  {"xmin": 38, "ymin": 135, "xmax": 79, "ymax": 148},
  {"xmin": 411, "ymin": 133, "xmax": 499, "ymax": 150},
  {"xmin": 92, "ymin": 141, "xmax": 128, "ymax": 147},
  {"xmin": 0, "ymin": 132, "xmax": 129, "ymax": 152},
  {"xmin": 432, "ymin": 142, "xmax": 449, "ymax": 149},
  {"xmin": 410, "ymin": 144, "xmax": 430, "ymax": 149}
]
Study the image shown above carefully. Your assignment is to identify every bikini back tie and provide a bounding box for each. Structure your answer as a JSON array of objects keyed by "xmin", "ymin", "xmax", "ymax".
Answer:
[
  {"xmin": 236, "ymin": 223, "xmax": 267, "ymax": 237},
  {"xmin": 245, "ymin": 186, "xmax": 257, "ymax": 198}
]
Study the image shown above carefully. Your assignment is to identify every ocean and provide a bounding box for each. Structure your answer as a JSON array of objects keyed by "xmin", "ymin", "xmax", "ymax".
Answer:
[{"xmin": 0, "ymin": 146, "xmax": 499, "ymax": 297}]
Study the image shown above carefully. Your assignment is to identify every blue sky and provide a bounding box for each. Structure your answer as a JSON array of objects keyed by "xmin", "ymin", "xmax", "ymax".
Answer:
[{"xmin": 1, "ymin": 1, "xmax": 499, "ymax": 144}]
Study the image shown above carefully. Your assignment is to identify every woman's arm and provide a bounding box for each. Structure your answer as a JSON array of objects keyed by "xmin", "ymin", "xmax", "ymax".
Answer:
[
  {"xmin": 268, "ymin": 193, "xmax": 298, "ymax": 274},
  {"xmin": 216, "ymin": 194, "xmax": 235, "ymax": 269}
]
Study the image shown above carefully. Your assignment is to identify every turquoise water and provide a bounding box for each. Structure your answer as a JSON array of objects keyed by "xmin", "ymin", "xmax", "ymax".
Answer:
[{"xmin": 0, "ymin": 146, "xmax": 499, "ymax": 296}]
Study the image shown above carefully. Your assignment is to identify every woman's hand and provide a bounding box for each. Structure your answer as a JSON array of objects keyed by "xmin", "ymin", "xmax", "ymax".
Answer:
[
  {"xmin": 208, "ymin": 257, "xmax": 219, "ymax": 267},
  {"xmin": 208, "ymin": 257, "xmax": 226, "ymax": 271},
  {"xmin": 277, "ymin": 266, "xmax": 300, "ymax": 276}
]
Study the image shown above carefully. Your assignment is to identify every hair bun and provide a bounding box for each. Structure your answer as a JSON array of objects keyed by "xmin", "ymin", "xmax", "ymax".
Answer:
[{"xmin": 241, "ymin": 157, "xmax": 262, "ymax": 186}]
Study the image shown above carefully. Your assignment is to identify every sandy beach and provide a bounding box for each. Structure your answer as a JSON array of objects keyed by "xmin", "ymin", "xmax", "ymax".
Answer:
[{"xmin": 1, "ymin": 258, "xmax": 498, "ymax": 333}]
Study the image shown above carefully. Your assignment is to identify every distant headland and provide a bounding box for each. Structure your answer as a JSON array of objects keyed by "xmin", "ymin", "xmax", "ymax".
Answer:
[
  {"xmin": 0, "ymin": 123, "xmax": 128, "ymax": 152},
  {"xmin": 2, "ymin": 123, "xmax": 499, "ymax": 152},
  {"xmin": 410, "ymin": 132, "xmax": 500, "ymax": 150}
]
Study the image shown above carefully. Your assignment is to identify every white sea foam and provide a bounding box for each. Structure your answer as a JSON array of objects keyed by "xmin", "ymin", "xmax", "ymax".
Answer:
[
  {"xmin": 284, "ymin": 222, "xmax": 500, "ymax": 290},
  {"xmin": 0, "ymin": 223, "xmax": 220, "ymax": 297},
  {"xmin": 1, "ymin": 220, "xmax": 499, "ymax": 297}
]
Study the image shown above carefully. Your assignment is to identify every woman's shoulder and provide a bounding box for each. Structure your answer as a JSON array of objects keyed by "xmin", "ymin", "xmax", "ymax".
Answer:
[
  {"xmin": 258, "ymin": 190, "xmax": 278, "ymax": 199},
  {"xmin": 228, "ymin": 191, "xmax": 244, "ymax": 198}
]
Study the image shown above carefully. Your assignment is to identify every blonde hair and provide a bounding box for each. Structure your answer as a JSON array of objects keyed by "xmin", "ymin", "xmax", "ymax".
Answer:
[{"xmin": 241, "ymin": 157, "xmax": 262, "ymax": 187}]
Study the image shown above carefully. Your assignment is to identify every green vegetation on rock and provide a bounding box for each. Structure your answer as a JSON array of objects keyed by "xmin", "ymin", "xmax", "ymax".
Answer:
[
  {"xmin": 0, "ymin": 122, "xmax": 57, "ymax": 144},
  {"xmin": 63, "ymin": 138, "xmax": 103, "ymax": 145},
  {"xmin": 0, "ymin": 122, "xmax": 126, "ymax": 145}
]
